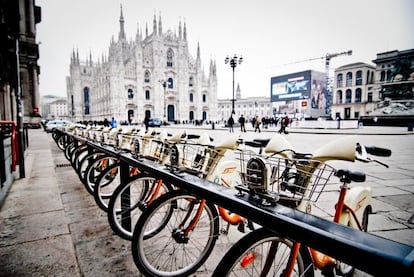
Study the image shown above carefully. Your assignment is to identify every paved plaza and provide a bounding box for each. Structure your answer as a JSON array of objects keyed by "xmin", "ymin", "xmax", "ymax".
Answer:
[{"xmin": 0, "ymin": 126, "xmax": 413, "ymax": 276}]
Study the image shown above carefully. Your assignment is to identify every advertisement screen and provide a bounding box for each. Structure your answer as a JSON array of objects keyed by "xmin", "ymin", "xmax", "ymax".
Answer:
[{"xmin": 271, "ymin": 71, "xmax": 311, "ymax": 102}]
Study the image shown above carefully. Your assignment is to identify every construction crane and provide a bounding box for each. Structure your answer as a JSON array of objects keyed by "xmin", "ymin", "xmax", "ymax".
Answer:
[{"xmin": 279, "ymin": 50, "xmax": 353, "ymax": 116}]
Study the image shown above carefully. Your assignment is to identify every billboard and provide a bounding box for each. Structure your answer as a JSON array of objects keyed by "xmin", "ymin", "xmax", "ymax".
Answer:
[{"xmin": 270, "ymin": 71, "xmax": 312, "ymax": 102}]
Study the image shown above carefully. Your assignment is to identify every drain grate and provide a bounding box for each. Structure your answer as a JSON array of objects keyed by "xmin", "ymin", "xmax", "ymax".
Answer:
[{"xmin": 55, "ymin": 163, "xmax": 72, "ymax": 168}]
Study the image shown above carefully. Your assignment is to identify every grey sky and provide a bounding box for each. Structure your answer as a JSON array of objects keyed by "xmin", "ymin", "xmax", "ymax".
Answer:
[{"xmin": 36, "ymin": 0, "xmax": 414, "ymax": 99}]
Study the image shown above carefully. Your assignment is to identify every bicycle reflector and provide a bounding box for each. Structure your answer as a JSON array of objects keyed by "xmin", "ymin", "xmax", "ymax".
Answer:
[
  {"xmin": 240, "ymin": 252, "xmax": 255, "ymax": 268},
  {"xmin": 246, "ymin": 157, "xmax": 267, "ymax": 190}
]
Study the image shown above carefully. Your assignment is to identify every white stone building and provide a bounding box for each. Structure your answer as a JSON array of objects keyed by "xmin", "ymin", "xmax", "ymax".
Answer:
[
  {"xmin": 331, "ymin": 62, "xmax": 379, "ymax": 119},
  {"xmin": 66, "ymin": 8, "xmax": 217, "ymax": 124}
]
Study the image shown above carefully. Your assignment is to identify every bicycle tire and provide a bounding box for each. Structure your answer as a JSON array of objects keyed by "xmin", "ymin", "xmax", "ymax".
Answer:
[
  {"xmin": 212, "ymin": 227, "xmax": 314, "ymax": 277},
  {"xmin": 107, "ymin": 176, "xmax": 173, "ymax": 240},
  {"xmin": 82, "ymin": 155, "xmax": 118, "ymax": 194},
  {"xmin": 93, "ymin": 162, "xmax": 124, "ymax": 211},
  {"xmin": 335, "ymin": 206, "xmax": 371, "ymax": 276},
  {"xmin": 64, "ymin": 141, "xmax": 76, "ymax": 161},
  {"xmin": 76, "ymin": 151, "xmax": 103, "ymax": 181},
  {"xmin": 131, "ymin": 190, "xmax": 219, "ymax": 277}
]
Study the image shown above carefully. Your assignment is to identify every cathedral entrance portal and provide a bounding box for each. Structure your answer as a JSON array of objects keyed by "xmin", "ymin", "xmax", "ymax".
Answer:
[
  {"xmin": 127, "ymin": 110, "xmax": 134, "ymax": 124},
  {"xmin": 167, "ymin": 105, "xmax": 175, "ymax": 122}
]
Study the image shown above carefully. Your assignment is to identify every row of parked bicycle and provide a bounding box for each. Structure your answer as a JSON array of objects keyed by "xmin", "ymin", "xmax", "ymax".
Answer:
[{"xmin": 51, "ymin": 124, "xmax": 392, "ymax": 276}]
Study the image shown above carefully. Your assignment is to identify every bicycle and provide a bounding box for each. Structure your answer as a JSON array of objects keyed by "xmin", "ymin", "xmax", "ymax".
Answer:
[
  {"xmin": 107, "ymin": 131, "xmax": 218, "ymax": 240},
  {"xmin": 130, "ymin": 134, "xmax": 272, "ymax": 276},
  {"xmin": 212, "ymin": 134, "xmax": 391, "ymax": 277}
]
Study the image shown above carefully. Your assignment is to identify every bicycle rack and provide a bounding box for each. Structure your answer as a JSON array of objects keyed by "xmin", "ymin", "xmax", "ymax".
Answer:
[{"xmin": 54, "ymin": 128, "xmax": 414, "ymax": 276}]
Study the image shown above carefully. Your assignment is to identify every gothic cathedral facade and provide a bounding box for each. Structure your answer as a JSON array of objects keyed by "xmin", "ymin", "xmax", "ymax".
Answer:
[{"xmin": 66, "ymin": 8, "xmax": 217, "ymax": 124}]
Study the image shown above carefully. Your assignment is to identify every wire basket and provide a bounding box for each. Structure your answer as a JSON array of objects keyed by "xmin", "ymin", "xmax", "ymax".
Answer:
[
  {"xmin": 237, "ymin": 150, "xmax": 335, "ymax": 207},
  {"xmin": 169, "ymin": 142, "xmax": 223, "ymax": 178}
]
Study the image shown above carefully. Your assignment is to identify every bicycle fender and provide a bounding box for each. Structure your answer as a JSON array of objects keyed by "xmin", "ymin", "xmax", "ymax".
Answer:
[
  {"xmin": 339, "ymin": 186, "xmax": 372, "ymax": 227},
  {"xmin": 208, "ymin": 160, "xmax": 240, "ymax": 188}
]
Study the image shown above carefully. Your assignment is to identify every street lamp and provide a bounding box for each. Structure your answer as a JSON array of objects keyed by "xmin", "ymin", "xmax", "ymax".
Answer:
[
  {"xmin": 225, "ymin": 54, "xmax": 243, "ymax": 115},
  {"xmin": 159, "ymin": 80, "xmax": 167, "ymax": 121}
]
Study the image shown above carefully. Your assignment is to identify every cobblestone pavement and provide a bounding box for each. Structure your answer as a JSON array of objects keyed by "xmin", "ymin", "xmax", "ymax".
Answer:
[{"xmin": 0, "ymin": 127, "xmax": 412, "ymax": 276}]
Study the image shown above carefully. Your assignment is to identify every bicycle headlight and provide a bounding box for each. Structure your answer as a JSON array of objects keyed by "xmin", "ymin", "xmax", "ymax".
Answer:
[{"xmin": 246, "ymin": 157, "xmax": 267, "ymax": 191}]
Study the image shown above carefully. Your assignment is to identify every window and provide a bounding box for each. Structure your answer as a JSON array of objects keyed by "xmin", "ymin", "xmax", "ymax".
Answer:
[
  {"xmin": 145, "ymin": 90, "xmax": 150, "ymax": 100},
  {"xmin": 386, "ymin": 70, "xmax": 392, "ymax": 81},
  {"xmin": 167, "ymin": 48, "xmax": 174, "ymax": 67},
  {"xmin": 202, "ymin": 94, "xmax": 206, "ymax": 103},
  {"xmin": 189, "ymin": 111, "xmax": 194, "ymax": 121},
  {"xmin": 337, "ymin": 73, "xmax": 343, "ymax": 87},
  {"xmin": 168, "ymin": 77, "xmax": 173, "ymax": 89},
  {"xmin": 355, "ymin": 88, "xmax": 362, "ymax": 103},
  {"xmin": 354, "ymin": 112, "xmax": 359, "ymax": 118},
  {"xmin": 345, "ymin": 89, "xmax": 352, "ymax": 103},
  {"xmin": 189, "ymin": 93, "xmax": 194, "ymax": 102},
  {"xmin": 367, "ymin": 92, "xmax": 373, "ymax": 103},
  {"xmin": 356, "ymin": 70, "xmax": 363, "ymax": 86},
  {"xmin": 189, "ymin": 76, "xmax": 194, "ymax": 87},
  {"xmin": 337, "ymin": 90, "xmax": 343, "ymax": 104},
  {"xmin": 128, "ymin": 88, "xmax": 134, "ymax": 99},
  {"xmin": 144, "ymin": 71, "xmax": 151, "ymax": 83},
  {"xmin": 83, "ymin": 87, "xmax": 90, "ymax": 115},
  {"xmin": 346, "ymin": 72, "xmax": 352, "ymax": 87},
  {"xmin": 380, "ymin": 71, "xmax": 386, "ymax": 82}
]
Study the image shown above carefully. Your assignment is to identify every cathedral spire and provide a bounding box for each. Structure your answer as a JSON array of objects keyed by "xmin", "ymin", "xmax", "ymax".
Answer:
[
  {"xmin": 197, "ymin": 42, "xmax": 200, "ymax": 60},
  {"xmin": 183, "ymin": 21, "xmax": 187, "ymax": 41},
  {"xmin": 178, "ymin": 19, "xmax": 182, "ymax": 39},
  {"xmin": 153, "ymin": 14, "xmax": 157, "ymax": 36},
  {"xmin": 119, "ymin": 5, "xmax": 126, "ymax": 40},
  {"xmin": 236, "ymin": 83, "xmax": 241, "ymax": 100},
  {"xmin": 158, "ymin": 12, "xmax": 162, "ymax": 35}
]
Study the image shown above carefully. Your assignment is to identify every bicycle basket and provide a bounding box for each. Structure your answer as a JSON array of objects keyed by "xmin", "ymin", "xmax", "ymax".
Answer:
[
  {"xmin": 170, "ymin": 142, "xmax": 223, "ymax": 177},
  {"xmin": 237, "ymin": 150, "xmax": 335, "ymax": 207}
]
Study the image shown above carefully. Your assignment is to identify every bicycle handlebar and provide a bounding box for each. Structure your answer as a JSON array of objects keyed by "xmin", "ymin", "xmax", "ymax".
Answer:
[{"xmin": 364, "ymin": 145, "xmax": 392, "ymax": 157}]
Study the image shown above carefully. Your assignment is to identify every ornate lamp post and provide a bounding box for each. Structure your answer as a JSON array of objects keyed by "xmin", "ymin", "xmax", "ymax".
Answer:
[
  {"xmin": 159, "ymin": 80, "xmax": 167, "ymax": 121},
  {"xmin": 225, "ymin": 54, "xmax": 243, "ymax": 115}
]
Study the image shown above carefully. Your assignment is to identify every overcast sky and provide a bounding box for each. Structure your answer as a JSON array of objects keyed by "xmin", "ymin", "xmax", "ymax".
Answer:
[{"xmin": 36, "ymin": 0, "xmax": 414, "ymax": 99}]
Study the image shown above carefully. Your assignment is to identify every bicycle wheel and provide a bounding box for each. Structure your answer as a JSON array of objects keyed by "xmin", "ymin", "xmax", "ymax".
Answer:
[
  {"xmin": 335, "ymin": 206, "xmax": 371, "ymax": 276},
  {"xmin": 76, "ymin": 151, "xmax": 103, "ymax": 181},
  {"xmin": 82, "ymin": 155, "xmax": 118, "ymax": 194},
  {"xmin": 212, "ymin": 227, "xmax": 314, "ymax": 277},
  {"xmin": 131, "ymin": 190, "xmax": 219, "ymax": 277},
  {"xmin": 107, "ymin": 176, "xmax": 173, "ymax": 240},
  {"xmin": 93, "ymin": 162, "xmax": 123, "ymax": 211},
  {"xmin": 64, "ymin": 141, "xmax": 76, "ymax": 161}
]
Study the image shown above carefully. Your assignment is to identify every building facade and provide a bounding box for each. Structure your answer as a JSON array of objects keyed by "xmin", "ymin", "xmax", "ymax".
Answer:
[
  {"xmin": 0, "ymin": 0, "xmax": 41, "ymax": 124},
  {"xmin": 67, "ymin": 8, "xmax": 217, "ymax": 124},
  {"xmin": 331, "ymin": 62, "xmax": 378, "ymax": 120},
  {"xmin": 218, "ymin": 83, "xmax": 273, "ymax": 122}
]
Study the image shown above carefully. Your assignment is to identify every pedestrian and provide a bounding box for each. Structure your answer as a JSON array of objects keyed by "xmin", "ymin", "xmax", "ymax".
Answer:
[
  {"xmin": 254, "ymin": 115, "xmax": 261, "ymax": 133},
  {"xmin": 238, "ymin": 114, "xmax": 246, "ymax": 132},
  {"xmin": 279, "ymin": 113, "xmax": 289, "ymax": 134},
  {"xmin": 144, "ymin": 114, "xmax": 150, "ymax": 131},
  {"xmin": 110, "ymin": 117, "xmax": 117, "ymax": 128},
  {"xmin": 103, "ymin": 118, "xmax": 109, "ymax": 127},
  {"xmin": 228, "ymin": 115, "xmax": 234, "ymax": 133}
]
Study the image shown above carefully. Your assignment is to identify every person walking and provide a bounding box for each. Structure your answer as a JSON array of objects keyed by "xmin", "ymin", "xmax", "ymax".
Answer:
[
  {"xmin": 228, "ymin": 115, "xmax": 234, "ymax": 133},
  {"xmin": 254, "ymin": 115, "xmax": 261, "ymax": 133},
  {"xmin": 144, "ymin": 114, "xmax": 150, "ymax": 132},
  {"xmin": 279, "ymin": 113, "xmax": 289, "ymax": 134},
  {"xmin": 110, "ymin": 117, "xmax": 117, "ymax": 128},
  {"xmin": 238, "ymin": 114, "xmax": 246, "ymax": 132}
]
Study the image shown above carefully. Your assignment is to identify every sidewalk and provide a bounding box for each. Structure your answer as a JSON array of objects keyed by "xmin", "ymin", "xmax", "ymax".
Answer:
[
  {"xmin": 0, "ymin": 129, "xmax": 81, "ymax": 276},
  {"xmin": 0, "ymin": 128, "xmax": 412, "ymax": 276}
]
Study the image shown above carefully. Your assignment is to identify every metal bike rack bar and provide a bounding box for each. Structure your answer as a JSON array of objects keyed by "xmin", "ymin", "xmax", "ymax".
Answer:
[{"xmin": 59, "ymin": 130, "xmax": 414, "ymax": 276}]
